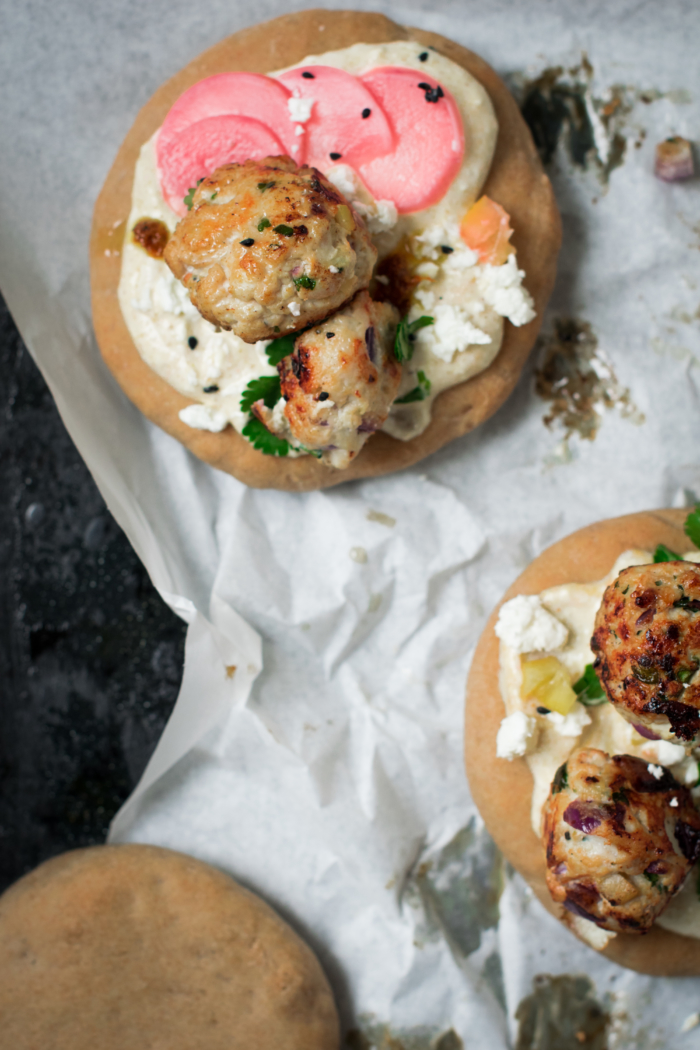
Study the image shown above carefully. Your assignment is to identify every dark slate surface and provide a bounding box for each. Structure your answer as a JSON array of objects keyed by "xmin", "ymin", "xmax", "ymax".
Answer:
[{"xmin": 0, "ymin": 294, "xmax": 186, "ymax": 893}]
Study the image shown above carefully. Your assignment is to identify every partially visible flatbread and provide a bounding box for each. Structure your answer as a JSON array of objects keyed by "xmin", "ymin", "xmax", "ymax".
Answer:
[
  {"xmin": 90, "ymin": 9, "xmax": 560, "ymax": 491},
  {"xmin": 465, "ymin": 509, "xmax": 700, "ymax": 976},
  {"xmin": 0, "ymin": 844, "xmax": 339, "ymax": 1048}
]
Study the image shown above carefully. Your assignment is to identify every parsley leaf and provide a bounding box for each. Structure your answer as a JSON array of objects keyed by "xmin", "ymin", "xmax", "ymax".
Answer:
[
  {"xmin": 394, "ymin": 315, "xmax": 434, "ymax": 363},
  {"xmin": 552, "ymin": 763, "xmax": 568, "ymax": 793},
  {"xmin": 644, "ymin": 871, "xmax": 660, "ymax": 887},
  {"xmin": 257, "ymin": 217, "xmax": 271, "ymax": 231},
  {"xmin": 293, "ymin": 274, "xmax": 316, "ymax": 290},
  {"xmin": 572, "ymin": 664, "xmax": 606, "ymax": 705},
  {"xmin": 654, "ymin": 543, "xmax": 681, "ymax": 562},
  {"xmin": 395, "ymin": 370, "xmax": 432, "ymax": 404},
  {"xmin": 274, "ymin": 224, "xmax": 294, "ymax": 237},
  {"xmin": 242, "ymin": 416, "xmax": 289, "ymax": 457},
  {"xmin": 298, "ymin": 445, "xmax": 323, "ymax": 459},
  {"xmin": 265, "ymin": 333, "xmax": 296, "ymax": 366},
  {"xmin": 183, "ymin": 178, "xmax": 204, "ymax": 211},
  {"xmin": 239, "ymin": 375, "xmax": 281, "ymax": 414},
  {"xmin": 257, "ymin": 181, "xmax": 276, "ymax": 192},
  {"xmin": 685, "ymin": 505, "xmax": 700, "ymax": 549}
]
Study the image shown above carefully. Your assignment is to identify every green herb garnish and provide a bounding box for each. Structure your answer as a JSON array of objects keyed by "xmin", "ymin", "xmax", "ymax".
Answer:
[
  {"xmin": 242, "ymin": 416, "xmax": 289, "ymax": 457},
  {"xmin": 678, "ymin": 667, "xmax": 697, "ymax": 684},
  {"xmin": 240, "ymin": 375, "xmax": 281, "ymax": 414},
  {"xmin": 293, "ymin": 274, "xmax": 316, "ymax": 290},
  {"xmin": 612, "ymin": 789, "xmax": 628, "ymax": 805},
  {"xmin": 394, "ymin": 315, "xmax": 434, "ymax": 363},
  {"xmin": 644, "ymin": 871, "xmax": 660, "ymax": 887},
  {"xmin": 265, "ymin": 333, "xmax": 296, "ymax": 366},
  {"xmin": 257, "ymin": 217, "xmax": 271, "ymax": 231},
  {"xmin": 184, "ymin": 178, "xmax": 204, "ymax": 211},
  {"xmin": 685, "ymin": 505, "xmax": 700, "ymax": 549},
  {"xmin": 552, "ymin": 763, "xmax": 568, "ymax": 794},
  {"xmin": 274, "ymin": 224, "xmax": 294, "ymax": 237},
  {"xmin": 572, "ymin": 664, "xmax": 606, "ymax": 705},
  {"xmin": 257, "ymin": 181, "xmax": 276, "ymax": 192},
  {"xmin": 395, "ymin": 370, "xmax": 432, "ymax": 404},
  {"xmin": 211, "ymin": 192, "xmax": 218, "ymax": 201},
  {"xmin": 654, "ymin": 543, "xmax": 681, "ymax": 563}
]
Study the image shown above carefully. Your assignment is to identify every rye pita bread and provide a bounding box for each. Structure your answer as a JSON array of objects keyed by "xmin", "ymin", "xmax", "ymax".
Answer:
[
  {"xmin": 90, "ymin": 9, "xmax": 561, "ymax": 491},
  {"xmin": 0, "ymin": 844, "xmax": 340, "ymax": 1048},
  {"xmin": 465, "ymin": 509, "xmax": 700, "ymax": 976}
]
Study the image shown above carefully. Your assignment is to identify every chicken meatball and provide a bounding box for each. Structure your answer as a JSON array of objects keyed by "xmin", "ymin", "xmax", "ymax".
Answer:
[
  {"xmin": 164, "ymin": 156, "xmax": 376, "ymax": 342},
  {"xmin": 253, "ymin": 291, "xmax": 400, "ymax": 469},
  {"xmin": 592, "ymin": 561, "xmax": 700, "ymax": 742},
  {"xmin": 543, "ymin": 747, "xmax": 700, "ymax": 934}
]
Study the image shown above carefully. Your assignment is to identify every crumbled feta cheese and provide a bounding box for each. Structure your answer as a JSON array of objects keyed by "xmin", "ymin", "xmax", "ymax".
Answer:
[
  {"xmin": 547, "ymin": 704, "xmax": 592, "ymax": 737},
  {"xmin": 351, "ymin": 198, "xmax": 398, "ymax": 235},
  {"xmin": 178, "ymin": 404, "xmax": 229, "ymax": 432},
  {"xmin": 647, "ymin": 763, "xmax": 664, "ymax": 780},
  {"xmin": 288, "ymin": 301, "xmax": 301, "ymax": 317},
  {"xmin": 413, "ymin": 302, "xmax": 491, "ymax": 363},
  {"xmin": 414, "ymin": 287, "xmax": 435, "ymax": 311},
  {"xmin": 326, "ymin": 164, "xmax": 357, "ymax": 198},
  {"xmin": 477, "ymin": 255, "xmax": 536, "ymax": 327},
  {"xmin": 288, "ymin": 95, "xmax": 314, "ymax": 122},
  {"xmin": 496, "ymin": 711, "xmax": 537, "ymax": 759},
  {"xmin": 415, "ymin": 261, "xmax": 439, "ymax": 279},
  {"xmin": 682, "ymin": 758, "xmax": 699, "ymax": 785},
  {"xmin": 270, "ymin": 398, "xmax": 288, "ymax": 432},
  {"xmin": 294, "ymin": 124, "xmax": 305, "ymax": 137},
  {"xmin": 568, "ymin": 913, "xmax": 615, "ymax": 950},
  {"xmin": 443, "ymin": 246, "xmax": 480, "ymax": 270},
  {"xmin": 329, "ymin": 265, "xmax": 339, "ymax": 274},
  {"xmin": 415, "ymin": 221, "xmax": 461, "ymax": 254},
  {"xmin": 670, "ymin": 796, "xmax": 679, "ymax": 808},
  {"xmin": 655, "ymin": 740, "xmax": 687, "ymax": 765},
  {"xmin": 495, "ymin": 594, "xmax": 569, "ymax": 654}
]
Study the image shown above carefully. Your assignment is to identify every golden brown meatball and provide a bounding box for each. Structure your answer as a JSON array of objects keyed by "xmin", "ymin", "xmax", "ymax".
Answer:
[
  {"xmin": 253, "ymin": 291, "xmax": 400, "ymax": 469},
  {"xmin": 592, "ymin": 561, "xmax": 700, "ymax": 742},
  {"xmin": 163, "ymin": 156, "xmax": 376, "ymax": 342},
  {"xmin": 543, "ymin": 747, "xmax": 700, "ymax": 934}
]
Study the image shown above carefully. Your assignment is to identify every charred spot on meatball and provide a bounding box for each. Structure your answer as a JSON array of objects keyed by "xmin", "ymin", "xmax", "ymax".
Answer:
[
  {"xmin": 543, "ymin": 747, "xmax": 700, "ymax": 935},
  {"xmin": 163, "ymin": 156, "xmax": 377, "ymax": 343},
  {"xmin": 592, "ymin": 562, "xmax": 700, "ymax": 742}
]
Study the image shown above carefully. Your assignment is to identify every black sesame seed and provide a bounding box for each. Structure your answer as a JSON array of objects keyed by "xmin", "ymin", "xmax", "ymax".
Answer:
[
  {"xmin": 536, "ymin": 706, "xmax": 551, "ymax": 714},
  {"xmin": 418, "ymin": 82, "xmax": 444, "ymax": 103},
  {"xmin": 187, "ymin": 336, "xmax": 198, "ymax": 349},
  {"xmin": 203, "ymin": 384, "xmax": 219, "ymax": 393},
  {"xmin": 318, "ymin": 391, "xmax": 330, "ymax": 401},
  {"xmin": 362, "ymin": 107, "xmax": 371, "ymax": 118},
  {"xmin": 302, "ymin": 71, "xmax": 315, "ymax": 79},
  {"xmin": 329, "ymin": 152, "xmax": 342, "ymax": 161},
  {"xmin": 441, "ymin": 245, "xmax": 454, "ymax": 254},
  {"xmin": 326, "ymin": 332, "xmax": 335, "ymax": 339},
  {"xmin": 418, "ymin": 51, "xmax": 429, "ymax": 61},
  {"xmin": 240, "ymin": 237, "xmax": 255, "ymax": 247}
]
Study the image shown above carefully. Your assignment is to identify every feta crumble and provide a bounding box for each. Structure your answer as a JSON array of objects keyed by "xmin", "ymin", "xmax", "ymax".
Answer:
[
  {"xmin": 670, "ymin": 796, "xmax": 679, "ymax": 808},
  {"xmin": 179, "ymin": 404, "xmax": 229, "ymax": 432},
  {"xmin": 413, "ymin": 302, "xmax": 491, "ymax": 363},
  {"xmin": 647, "ymin": 763, "xmax": 664, "ymax": 780},
  {"xmin": 547, "ymin": 704, "xmax": 592, "ymax": 737},
  {"xmin": 654, "ymin": 740, "xmax": 687, "ymax": 766},
  {"xmin": 288, "ymin": 301, "xmax": 301, "ymax": 317},
  {"xmin": 288, "ymin": 95, "xmax": 314, "ymax": 122},
  {"xmin": 496, "ymin": 711, "xmax": 537, "ymax": 760},
  {"xmin": 495, "ymin": 594, "xmax": 569, "ymax": 654},
  {"xmin": 477, "ymin": 255, "xmax": 536, "ymax": 327}
]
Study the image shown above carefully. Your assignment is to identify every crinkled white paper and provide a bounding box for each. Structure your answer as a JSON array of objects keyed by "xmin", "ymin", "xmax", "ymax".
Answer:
[{"xmin": 2, "ymin": 1, "xmax": 700, "ymax": 1046}]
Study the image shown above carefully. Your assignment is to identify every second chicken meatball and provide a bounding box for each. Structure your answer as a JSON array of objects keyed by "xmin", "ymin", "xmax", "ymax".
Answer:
[
  {"xmin": 592, "ymin": 561, "xmax": 700, "ymax": 742},
  {"xmin": 164, "ymin": 156, "xmax": 376, "ymax": 342},
  {"xmin": 254, "ymin": 291, "xmax": 400, "ymax": 469}
]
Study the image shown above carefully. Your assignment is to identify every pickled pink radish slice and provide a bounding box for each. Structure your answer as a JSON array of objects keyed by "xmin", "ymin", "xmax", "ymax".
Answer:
[
  {"xmin": 160, "ymin": 115, "xmax": 286, "ymax": 215},
  {"xmin": 276, "ymin": 65, "xmax": 394, "ymax": 171},
  {"xmin": 358, "ymin": 68, "xmax": 465, "ymax": 213},
  {"xmin": 157, "ymin": 72, "xmax": 297, "ymax": 154}
]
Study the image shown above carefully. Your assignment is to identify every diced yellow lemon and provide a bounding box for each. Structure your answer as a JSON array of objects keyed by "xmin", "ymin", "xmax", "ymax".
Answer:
[{"xmin": 520, "ymin": 656, "xmax": 577, "ymax": 715}]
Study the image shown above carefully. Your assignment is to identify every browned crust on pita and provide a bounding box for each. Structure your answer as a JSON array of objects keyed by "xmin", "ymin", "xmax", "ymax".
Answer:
[
  {"xmin": 90, "ymin": 9, "xmax": 561, "ymax": 491},
  {"xmin": 465, "ymin": 509, "xmax": 700, "ymax": 976},
  {"xmin": 0, "ymin": 843, "xmax": 340, "ymax": 1048}
]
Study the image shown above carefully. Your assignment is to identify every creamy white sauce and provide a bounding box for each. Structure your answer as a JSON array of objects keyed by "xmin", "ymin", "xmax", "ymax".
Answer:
[
  {"xmin": 497, "ymin": 548, "xmax": 700, "ymax": 939},
  {"xmin": 118, "ymin": 41, "xmax": 534, "ymax": 453}
]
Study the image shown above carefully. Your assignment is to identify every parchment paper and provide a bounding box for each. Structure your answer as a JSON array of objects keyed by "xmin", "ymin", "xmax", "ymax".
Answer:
[{"xmin": 2, "ymin": 1, "xmax": 700, "ymax": 1045}]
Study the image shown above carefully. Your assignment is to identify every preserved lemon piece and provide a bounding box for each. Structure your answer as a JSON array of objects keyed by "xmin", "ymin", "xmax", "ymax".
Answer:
[
  {"xmin": 521, "ymin": 656, "xmax": 577, "ymax": 715},
  {"xmin": 460, "ymin": 195, "xmax": 515, "ymax": 266}
]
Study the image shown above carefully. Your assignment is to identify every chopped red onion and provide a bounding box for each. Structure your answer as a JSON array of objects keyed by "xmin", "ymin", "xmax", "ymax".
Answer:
[
  {"xmin": 632, "ymin": 722, "xmax": 660, "ymax": 740},
  {"xmin": 563, "ymin": 801, "xmax": 610, "ymax": 834},
  {"xmin": 655, "ymin": 137, "xmax": 695, "ymax": 182}
]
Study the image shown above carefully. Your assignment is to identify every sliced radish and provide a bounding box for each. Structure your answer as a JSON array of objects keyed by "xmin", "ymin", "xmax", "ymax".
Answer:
[
  {"xmin": 276, "ymin": 65, "xmax": 394, "ymax": 172},
  {"xmin": 159, "ymin": 115, "xmax": 286, "ymax": 215},
  {"xmin": 358, "ymin": 68, "xmax": 465, "ymax": 213}
]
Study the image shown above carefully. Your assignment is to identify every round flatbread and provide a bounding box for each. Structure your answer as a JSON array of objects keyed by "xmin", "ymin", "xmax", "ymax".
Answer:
[
  {"xmin": 465, "ymin": 509, "xmax": 700, "ymax": 976},
  {"xmin": 0, "ymin": 844, "xmax": 339, "ymax": 1048},
  {"xmin": 90, "ymin": 9, "xmax": 560, "ymax": 491}
]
